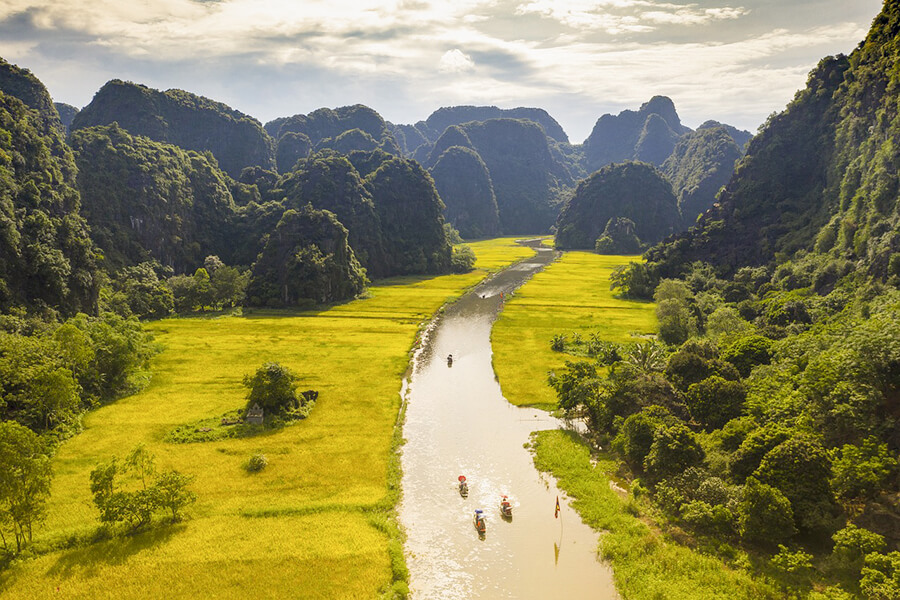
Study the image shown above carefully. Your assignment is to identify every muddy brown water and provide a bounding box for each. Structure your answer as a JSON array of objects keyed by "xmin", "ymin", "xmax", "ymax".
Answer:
[{"xmin": 399, "ymin": 241, "xmax": 619, "ymax": 599}]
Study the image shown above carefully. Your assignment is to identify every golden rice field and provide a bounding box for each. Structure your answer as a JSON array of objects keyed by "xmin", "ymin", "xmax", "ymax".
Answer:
[
  {"xmin": 0, "ymin": 237, "xmax": 533, "ymax": 600},
  {"xmin": 492, "ymin": 251, "xmax": 657, "ymax": 408}
]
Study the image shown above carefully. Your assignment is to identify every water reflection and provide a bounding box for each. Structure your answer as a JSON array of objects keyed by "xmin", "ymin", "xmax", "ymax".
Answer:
[{"xmin": 399, "ymin": 241, "xmax": 619, "ymax": 599}]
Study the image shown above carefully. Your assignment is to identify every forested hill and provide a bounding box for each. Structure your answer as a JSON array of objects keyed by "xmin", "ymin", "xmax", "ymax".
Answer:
[
  {"xmin": 650, "ymin": 1, "xmax": 900, "ymax": 279},
  {"xmin": 413, "ymin": 105, "xmax": 569, "ymax": 145},
  {"xmin": 0, "ymin": 57, "xmax": 63, "ymax": 133},
  {"xmin": 71, "ymin": 80, "xmax": 276, "ymax": 177},
  {"xmin": 0, "ymin": 62, "xmax": 98, "ymax": 316}
]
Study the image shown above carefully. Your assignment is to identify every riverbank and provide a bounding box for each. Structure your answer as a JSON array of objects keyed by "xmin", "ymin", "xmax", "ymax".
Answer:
[{"xmin": 0, "ymin": 238, "xmax": 533, "ymax": 600}]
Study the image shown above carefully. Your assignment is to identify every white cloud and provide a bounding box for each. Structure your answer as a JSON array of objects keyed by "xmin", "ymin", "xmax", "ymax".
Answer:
[
  {"xmin": 515, "ymin": 0, "xmax": 748, "ymax": 34},
  {"xmin": 439, "ymin": 49, "xmax": 475, "ymax": 72}
]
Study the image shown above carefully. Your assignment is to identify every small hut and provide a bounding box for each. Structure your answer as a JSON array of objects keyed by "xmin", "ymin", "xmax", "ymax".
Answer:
[{"xmin": 245, "ymin": 403, "xmax": 264, "ymax": 425}]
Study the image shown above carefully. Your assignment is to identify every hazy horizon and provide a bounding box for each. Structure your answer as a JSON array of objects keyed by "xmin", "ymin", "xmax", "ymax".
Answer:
[{"xmin": 0, "ymin": 0, "xmax": 885, "ymax": 142}]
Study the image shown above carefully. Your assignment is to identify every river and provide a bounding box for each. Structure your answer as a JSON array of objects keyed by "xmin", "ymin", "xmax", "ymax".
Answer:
[{"xmin": 399, "ymin": 241, "xmax": 619, "ymax": 599}]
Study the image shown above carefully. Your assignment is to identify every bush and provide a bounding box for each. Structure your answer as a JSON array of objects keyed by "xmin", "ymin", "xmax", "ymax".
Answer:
[
  {"xmin": 721, "ymin": 335, "xmax": 773, "ymax": 377},
  {"xmin": 245, "ymin": 453, "xmax": 268, "ymax": 473},
  {"xmin": 449, "ymin": 245, "xmax": 476, "ymax": 273},
  {"xmin": 685, "ymin": 375, "xmax": 746, "ymax": 431},
  {"xmin": 831, "ymin": 437, "xmax": 898, "ymax": 501},
  {"xmin": 861, "ymin": 551, "xmax": 900, "ymax": 599}
]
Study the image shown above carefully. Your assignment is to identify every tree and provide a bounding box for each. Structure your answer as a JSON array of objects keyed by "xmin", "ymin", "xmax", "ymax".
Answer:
[
  {"xmin": 0, "ymin": 421, "xmax": 52, "ymax": 553},
  {"xmin": 737, "ymin": 477, "xmax": 796, "ymax": 545},
  {"xmin": 643, "ymin": 422, "xmax": 704, "ymax": 482},
  {"xmin": 153, "ymin": 471, "xmax": 197, "ymax": 522},
  {"xmin": 616, "ymin": 406, "xmax": 672, "ymax": 469},
  {"xmin": 547, "ymin": 361, "xmax": 600, "ymax": 413},
  {"xmin": 832, "ymin": 524, "xmax": 885, "ymax": 574},
  {"xmin": 830, "ymin": 437, "xmax": 897, "ymax": 502},
  {"xmin": 721, "ymin": 335, "xmax": 773, "ymax": 378},
  {"xmin": 610, "ymin": 262, "xmax": 657, "ymax": 300},
  {"xmin": 450, "ymin": 245, "xmax": 476, "ymax": 273},
  {"xmin": 657, "ymin": 298, "xmax": 697, "ymax": 345},
  {"xmin": 243, "ymin": 362, "xmax": 302, "ymax": 415},
  {"xmin": 754, "ymin": 436, "xmax": 837, "ymax": 534},
  {"xmin": 685, "ymin": 375, "xmax": 746, "ymax": 430}
]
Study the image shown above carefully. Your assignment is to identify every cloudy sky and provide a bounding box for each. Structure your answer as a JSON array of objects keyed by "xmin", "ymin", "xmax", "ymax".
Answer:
[{"xmin": 0, "ymin": 0, "xmax": 884, "ymax": 142}]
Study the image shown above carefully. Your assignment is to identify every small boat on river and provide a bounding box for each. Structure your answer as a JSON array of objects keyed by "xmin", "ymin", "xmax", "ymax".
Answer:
[
  {"xmin": 499, "ymin": 495, "xmax": 513, "ymax": 520},
  {"xmin": 474, "ymin": 509, "xmax": 486, "ymax": 535},
  {"xmin": 458, "ymin": 475, "xmax": 468, "ymax": 497}
]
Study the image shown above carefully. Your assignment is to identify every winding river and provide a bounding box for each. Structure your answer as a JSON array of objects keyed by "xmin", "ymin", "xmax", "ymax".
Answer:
[{"xmin": 399, "ymin": 241, "xmax": 619, "ymax": 599}]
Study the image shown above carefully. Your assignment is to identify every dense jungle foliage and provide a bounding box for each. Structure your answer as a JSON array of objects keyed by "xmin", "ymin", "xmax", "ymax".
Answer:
[
  {"xmin": 0, "ymin": 85, "xmax": 98, "ymax": 318},
  {"xmin": 246, "ymin": 204, "xmax": 366, "ymax": 306},
  {"xmin": 555, "ymin": 161, "xmax": 681, "ymax": 250},
  {"xmin": 70, "ymin": 124, "xmax": 237, "ymax": 273},
  {"xmin": 551, "ymin": 3, "xmax": 900, "ymax": 595},
  {"xmin": 71, "ymin": 80, "xmax": 275, "ymax": 177},
  {"xmin": 430, "ymin": 145, "xmax": 500, "ymax": 239}
]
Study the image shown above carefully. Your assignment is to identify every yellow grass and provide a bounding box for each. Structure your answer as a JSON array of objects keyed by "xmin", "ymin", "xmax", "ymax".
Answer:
[
  {"xmin": 492, "ymin": 251, "xmax": 657, "ymax": 408},
  {"xmin": 0, "ymin": 238, "xmax": 534, "ymax": 600}
]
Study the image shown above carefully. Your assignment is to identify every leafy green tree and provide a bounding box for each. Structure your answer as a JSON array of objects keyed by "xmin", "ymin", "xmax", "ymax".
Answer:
[
  {"xmin": 861, "ymin": 552, "xmax": 900, "ymax": 600},
  {"xmin": 243, "ymin": 362, "xmax": 302, "ymax": 415},
  {"xmin": 0, "ymin": 420, "xmax": 52, "ymax": 552},
  {"xmin": 705, "ymin": 306, "xmax": 753, "ymax": 345},
  {"xmin": 737, "ymin": 477, "xmax": 796, "ymax": 545},
  {"xmin": 830, "ymin": 437, "xmax": 897, "ymax": 502},
  {"xmin": 685, "ymin": 375, "xmax": 746, "ymax": 431},
  {"xmin": 657, "ymin": 298, "xmax": 697, "ymax": 345},
  {"xmin": 610, "ymin": 262, "xmax": 658, "ymax": 300},
  {"xmin": 721, "ymin": 335, "xmax": 773, "ymax": 378},
  {"xmin": 643, "ymin": 422, "xmax": 704, "ymax": 482},
  {"xmin": 729, "ymin": 424, "xmax": 791, "ymax": 482},
  {"xmin": 832, "ymin": 524, "xmax": 885, "ymax": 574},
  {"xmin": 153, "ymin": 471, "xmax": 197, "ymax": 522},
  {"xmin": 210, "ymin": 265, "xmax": 249, "ymax": 309},
  {"xmin": 547, "ymin": 361, "xmax": 600, "ymax": 414},
  {"xmin": 755, "ymin": 436, "xmax": 837, "ymax": 534},
  {"xmin": 450, "ymin": 245, "xmax": 476, "ymax": 273},
  {"xmin": 616, "ymin": 406, "xmax": 672, "ymax": 469},
  {"xmin": 624, "ymin": 341, "xmax": 668, "ymax": 374}
]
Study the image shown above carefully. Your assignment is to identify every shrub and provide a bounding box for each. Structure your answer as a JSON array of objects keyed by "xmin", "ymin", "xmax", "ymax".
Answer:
[
  {"xmin": 831, "ymin": 437, "xmax": 898, "ymax": 501},
  {"xmin": 450, "ymin": 245, "xmax": 476, "ymax": 273},
  {"xmin": 245, "ymin": 453, "xmax": 268, "ymax": 473},
  {"xmin": 685, "ymin": 375, "xmax": 746, "ymax": 431},
  {"xmin": 832, "ymin": 524, "xmax": 885, "ymax": 572}
]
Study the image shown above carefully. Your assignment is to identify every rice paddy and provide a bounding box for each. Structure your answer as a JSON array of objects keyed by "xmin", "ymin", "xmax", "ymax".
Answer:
[
  {"xmin": 0, "ymin": 237, "xmax": 533, "ymax": 600},
  {"xmin": 492, "ymin": 251, "xmax": 657, "ymax": 409}
]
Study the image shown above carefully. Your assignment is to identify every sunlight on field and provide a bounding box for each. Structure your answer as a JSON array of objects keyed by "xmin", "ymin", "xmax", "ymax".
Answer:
[
  {"xmin": 0, "ymin": 238, "xmax": 533, "ymax": 600},
  {"xmin": 492, "ymin": 251, "xmax": 657, "ymax": 408}
]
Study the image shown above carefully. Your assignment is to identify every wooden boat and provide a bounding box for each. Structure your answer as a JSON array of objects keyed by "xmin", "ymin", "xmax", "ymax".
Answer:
[
  {"xmin": 499, "ymin": 495, "xmax": 513, "ymax": 519},
  {"xmin": 458, "ymin": 475, "xmax": 468, "ymax": 497},
  {"xmin": 474, "ymin": 509, "xmax": 486, "ymax": 534}
]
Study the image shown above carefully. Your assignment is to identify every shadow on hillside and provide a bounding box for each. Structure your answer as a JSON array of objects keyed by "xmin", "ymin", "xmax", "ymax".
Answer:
[{"xmin": 44, "ymin": 523, "xmax": 185, "ymax": 580}]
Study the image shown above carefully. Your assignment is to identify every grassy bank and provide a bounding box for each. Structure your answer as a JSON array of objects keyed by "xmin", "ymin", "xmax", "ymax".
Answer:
[
  {"xmin": 492, "ymin": 251, "xmax": 657, "ymax": 409},
  {"xmin": 0, "ymin": 237, "xmax": 533, "ymax": 600}
]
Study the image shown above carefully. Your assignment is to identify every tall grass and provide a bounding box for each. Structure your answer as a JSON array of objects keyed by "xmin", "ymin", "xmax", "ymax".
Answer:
[{"xmin": 0, "ymin": 237, "xmax": 533, "ymax": 599}]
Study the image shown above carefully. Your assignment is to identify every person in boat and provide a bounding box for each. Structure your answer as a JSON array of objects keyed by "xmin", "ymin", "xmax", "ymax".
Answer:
[{"xmin": 447, "ymin": 353, "xmax": 453, "ymax": 366}]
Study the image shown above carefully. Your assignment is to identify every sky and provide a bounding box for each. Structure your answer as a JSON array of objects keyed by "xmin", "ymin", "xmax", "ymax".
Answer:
[{"xmin": 0, "ymin": 0, "xmax": 885, "ymax": 143}]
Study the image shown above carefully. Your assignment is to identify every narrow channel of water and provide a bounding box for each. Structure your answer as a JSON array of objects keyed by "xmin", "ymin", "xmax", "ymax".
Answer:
[{"xmin": 399, "ymin": 241, "xmax": 619, "ymax": 599}]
